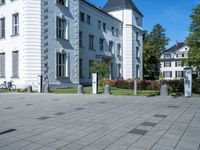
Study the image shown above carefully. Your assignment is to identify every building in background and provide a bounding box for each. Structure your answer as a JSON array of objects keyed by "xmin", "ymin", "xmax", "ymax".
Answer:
[
  {"xmin": 0, "ymin": 0, "xmax": 143, "ymax": 90},
  {"xmin": 160, "ymin": 42, "xmax": 190, "ymax": 80}
]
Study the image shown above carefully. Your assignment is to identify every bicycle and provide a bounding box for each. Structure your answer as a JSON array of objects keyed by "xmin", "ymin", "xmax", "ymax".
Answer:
[{"xmin": 0, "ymin": 81, "xmax": 16, "ymax": 91}]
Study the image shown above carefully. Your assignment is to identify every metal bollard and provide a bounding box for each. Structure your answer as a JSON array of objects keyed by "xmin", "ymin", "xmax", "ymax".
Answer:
[
  {"xmin": 27, "ymin": 85, "xmax": 33, "ymax": 93},
  {"xmin": 104, "ymin": 84, "xmax": 111, "ymax": 95},
  {"xmin": 160, "ymin": 84, "xmax": 169, "ymax": 96},
  {"xmin": 77, "ymin": 85, "xmax": 84, "ymax": 94}
]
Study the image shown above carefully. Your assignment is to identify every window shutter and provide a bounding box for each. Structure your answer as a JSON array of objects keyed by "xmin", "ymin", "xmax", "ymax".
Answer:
[{"xmin": 12, "ymin": 51, "xmax": 19, "ymax": 77}]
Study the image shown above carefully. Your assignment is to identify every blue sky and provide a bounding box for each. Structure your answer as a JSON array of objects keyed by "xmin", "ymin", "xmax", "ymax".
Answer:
[{"xmin": 87, "ymin": 0, "xmax": 199, "ymax": 47}]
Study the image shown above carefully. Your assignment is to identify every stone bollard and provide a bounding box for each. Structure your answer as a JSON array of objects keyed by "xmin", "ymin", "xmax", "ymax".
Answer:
[
  {"xmin": 104, "ymin": 84, "xmax": 111, "ymax": 95},
  {"xmin": 77, "ymin": 85, "xmax": 84, "ymax": 94},
  {"xmin": 160, "ymin": 84, "xmax": 168, "ymax": 96},
  {"xmin": 44, "ymin": 84, "xmax": 50, "ymax": 93},
  {"xmin": 27, "ymin": 85, "xmax": 33, "ymax": 93}
]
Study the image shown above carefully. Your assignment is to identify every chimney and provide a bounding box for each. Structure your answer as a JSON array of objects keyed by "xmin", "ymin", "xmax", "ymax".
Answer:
[{"xmin": 176, "ymin": 40, "xmax": 179, "ymax": 46}]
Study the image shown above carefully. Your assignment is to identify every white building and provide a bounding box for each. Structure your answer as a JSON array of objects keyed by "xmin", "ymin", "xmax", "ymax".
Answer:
[
  {"xmin": 160, "ymin": 42, "xmax": 190, "ymax": 80},
  {"xmin": 0, "ymin": 0, "xmax": 143, "ymax": 90}
]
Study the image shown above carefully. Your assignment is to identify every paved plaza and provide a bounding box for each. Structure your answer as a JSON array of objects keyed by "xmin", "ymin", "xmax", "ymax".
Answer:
[{"xmin": 0, "ymin": 93, "xmax": 200, "ymax": 150}]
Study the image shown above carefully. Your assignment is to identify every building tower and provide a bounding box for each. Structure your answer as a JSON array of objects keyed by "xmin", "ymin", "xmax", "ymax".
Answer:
[{"xmin": 103, "ymin": 0, "xmax": 143, "ymax": 80}]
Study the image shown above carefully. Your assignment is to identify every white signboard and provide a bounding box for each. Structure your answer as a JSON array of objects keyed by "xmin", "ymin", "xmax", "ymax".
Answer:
[
  {"xmin": 92, "ymin": 73, "xmax": 98, "ymax": 94},
  {"xmin": 184, "ymin": 68, "xmax": 192, "ymax": 97}
]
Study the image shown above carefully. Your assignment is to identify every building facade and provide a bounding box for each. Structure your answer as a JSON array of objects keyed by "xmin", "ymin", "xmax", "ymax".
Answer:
[
  {"xmin": 0, "ymin": 0, "xmax": 143, "ymax": 90},
  {"xmin": 160, "ymin": 42, "xmax": 190, "ymax": 80}
]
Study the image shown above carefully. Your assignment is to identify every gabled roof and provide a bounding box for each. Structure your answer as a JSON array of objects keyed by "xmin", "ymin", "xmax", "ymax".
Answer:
[
  {"xmin": 103, "ymin": 0, "xmax": 143, "ymax": 17},
  {"xmin": 163, "ymin": 42, "xmax": 186, "ymax": 53}
]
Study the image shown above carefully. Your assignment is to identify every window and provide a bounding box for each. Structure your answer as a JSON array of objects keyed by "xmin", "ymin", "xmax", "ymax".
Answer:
[
  {"xmin": 87, "ymin": 15, "xmax": 91, "ymax": 25},
  {"xmin": 99, "ymin": 38, "xmax": 104, "ymax": 51},
  {"xmin": 56, "ymin": 17, "xmax": 68, "ymax": 39},
  {"xmin": 79, "ymin": 59, "xmax": 83, "ymax": 78},
  {"xmin": 136, "ymin": 32, "xmax": 139, "ymax": 41},
  {"xmin": 12, "ymin": 13, "xmax": 19, "ymax": 36},
  {"xmin": 164, "ymin": 54, "xmax": 171, "ymax": 58},
  {"xmin": 136, "ymin": 17, "xmax": 139, "ymax": 26},
  {"xmin": 116, "ymin": 29, "xmax": 119, "ymax": 37},
  {"xmin": 12, "ymin": 51, "xmax": 19, "ymax": 78},
  {"xmin": 0, "ymin": 18, "xmax": 5, "ymax": 39},
  {"xmin": 56, "ymin": 53, "xmax": 67, "ymax": 77},
  {"xmin": 80, "ymin": 12, "xmax": 85, "ymax": 22},
  {"xmin": 136, "ymin": 46, "xmax": 139, "ymax": 58},
  {"xmin": 175, "ymin": 61, "xmax": 182, "ymax": 67},
  {"xmin": 103, "ymin": 23, "xmax": 106, "ymax": 32},
  {"xmin": 98, "ymin": 20, "xmax": 101, "ymax": 29},
  {"xmin": 163, "ymin": 71, "xmax": 172, "ymax": 78},
  {"xmin": 182, "ymin": 53, "xmax": 185, "ymax": 58},
  {"xmin": 164, "ymin": 62, "xmax": 171, "ymax": 67},
  {"xmin": 0, "ymin": 0, "xmax": 5, "ymax": 5},
  {"xmin": 79, "ymin": 31, "xmax": 83, "ymax": 48},
  {"xmin": 57, "ymin": 0, "xmax": 65, "ymax": 5},
  {"xmin": 176, "ymin": 71, "xmax": 183, "ymax": 78},
  {"xmin": 111, "ymin": 27, "xmax": 115, "ymax": 36},
  {"xmin": 110, "ymin": 63, "xmax": 113, "ymax": 79},
  {"xmin": 89, "ymin": 34, "xmax": 94, "ymax": 50},
  {"xmin": 117, "ymin": 44, "xmax": 121, "ymax": 56},
  {"xmin": 109, "ymin": 41, "xmax": 113, "ymax": 53},
  {"xmin": 136, "ymin": 65, "xmax": 140, "ymax": 78},
  {"xmin": 0, "ymin": 53, "xmax": 5, "ymax": 78},
  {"xmin": 89, "ymin": 60, "xmax": 94, "ymax": 78},
  {"xmin": 117, "ymin": 64, "xmax": 121, "ymax": 78}
]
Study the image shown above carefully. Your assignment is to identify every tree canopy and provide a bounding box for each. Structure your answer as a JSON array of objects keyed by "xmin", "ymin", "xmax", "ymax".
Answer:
[
  {"xmin": 186, "ymin": 4, "xmax": 200, "ymax": 70},
  {"xmin": 143, "ymin": 24, "xmax": 169, "ymax": 79}
]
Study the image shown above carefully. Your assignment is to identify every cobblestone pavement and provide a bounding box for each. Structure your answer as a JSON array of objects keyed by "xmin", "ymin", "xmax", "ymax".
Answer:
[{"xmin": 0, "ymin": 93, "xmax": 200, "ymax": 150}]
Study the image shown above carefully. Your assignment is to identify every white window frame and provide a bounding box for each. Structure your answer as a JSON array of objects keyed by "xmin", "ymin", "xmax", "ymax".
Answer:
[
  {"xmin": 56, "ymin": 52, "xmax": 69, "ymax": 78},
  {"xmin": 0, "ymin": 18, "xmax": 5, "ymax": 39},
  {"xmin": 0, "ymin": 53, "xmax": 5, "ymax": 78},
  {"xmin": 12, "ymin": 50, "xmax": 19, "ymax": 78},
  {"xmin": 12, "ymin": 13, "xmax": 19, "ymax": 36},
  {"xmin": 56, "ymin": 17, "xmax": 69, "ymax": 40}
]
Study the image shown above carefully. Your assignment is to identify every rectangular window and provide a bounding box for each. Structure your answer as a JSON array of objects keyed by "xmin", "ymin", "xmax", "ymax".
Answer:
[
  {"xmin": 87, "ymin": 15, "xmax": 91, "ymax": 25},
  {"xmin": 89, "ymin": 60, "xmax": 94, "ymax": 78},
  {"xmin": 136, "ymin": 46, "xmax": 139, "ymax": 58},
  {"xmin": 117, "ymin": 44, "xmax": 121, "ymax": 56},
  {"xmin": 12, "ymin": 51, "xmax": 19, "ymax": 78},
  {"xmin": 164, "ymin": 54, "xmax": 171, "ymax": 58},
  {"xmin": 136, "ymin": 32, "xmax": 139, "ymax": 41},
  {"xmin": 0, "ymin": 53, "xmax": 5, "ymax": 78},
  {"xmin": 79, "ymin": 59, "xmax": 83, "ymax": 78},
  {"xmin": 163, "ymin": 71, "xmax": 172, "ymax": 78},
  {"xmin": 56, "ymin": 53, "xmax": 66, "ymax": 77},
  {"xmin": 109, "ymin": 41, "xmax": 114, "ymax": 53},
  {"xmin": 79, "ymin": 31, "xmax": 83, "ymax": 48},
  {"xmin": 89, "ymin": 34, "xmax": 94, "ymax": 50},
  {"xmin": 136, "ymin": 65, "xmax": 140, "ymax": 78},
  {"xmin": 80, "ymin": 12, "xmax": 85, "ymax": 22},
  {"xmin": 111, "ymin": 27, "xmax": 115, "ymax": 36},
  {"xmin": 103, "ymin": 23, "xmax": 106, "ymax": 32},
  {"xmin": 99, "ymin": 38, "xmax": 104, "ymax": 51},
  {"xmin": 0, "ymin": 0, "xmax": 5, "ymax": 5},
  {"xmin": 117, "ymin": 64, "xmax": 121, "ymax": 78},
  {"xmin": 110, "ymin": 63, "xmax": 113, "ymax": 79},
  {"xmin": 164, "ymin": 62, "xmax": 171, "ymax": 67},
  {"xmin": 116, "ymin": 29, "xmax": 119, "ymax": 37},
  {"xmin": 0, "ymin": 18, "xmax": 5, "ymax": 38},
  {"xmin": 176, "ymin": 71, "xmax": 184, "ymax": 78},
  {"xmin": 98, "ymin": 20, "xmax": 101, "ymax": 29},
  {"xmin": 175, "ymin": 61, "xmax": 182, "ymax": 67},
  {"xmin": 57, "ymin": 0, "xmax": 65, "ymax": 5},
  {"xmin": 56, "ymin": 17, "xmax": 68, "ymax": 39},
  {"xmin": 12, "ymin": 13, "xmax": 19, "ymax": 35}
]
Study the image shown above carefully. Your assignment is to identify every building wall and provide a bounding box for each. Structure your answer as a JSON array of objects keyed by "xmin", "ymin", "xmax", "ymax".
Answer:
[
  {"xmin": 160, "ymin": 45, "xmax": 190, "ymax": 80},
  {"xmin": 46, "ymin": 0, "xmax": 80, "ymax": 89},
  {"xmin": 108, "ymin": 9, "xmax": 143, "ymax": 80},
  {"xmin": 79, "ymin": 1, "xmax": 123, "ymax": 84},
  {"xmin": 0, "ymin": 0, "xmax": 24, "ymax": 88}
]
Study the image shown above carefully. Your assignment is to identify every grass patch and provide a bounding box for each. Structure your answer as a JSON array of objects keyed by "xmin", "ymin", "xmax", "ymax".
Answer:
[{"xmin": 50, "ymin": 86, "xmax": 160, "ymax": 96}]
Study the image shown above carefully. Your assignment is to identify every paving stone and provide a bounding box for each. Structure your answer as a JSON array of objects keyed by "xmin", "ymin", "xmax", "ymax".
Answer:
[
  {"xmin": 54, "ymin": 112, "xmax": 66, "ymax": 116},
  {"xmin": 140, "ymin": 122, "xmax": 157, "ymax": 127},
  {"xmin": 154, "ymin": 114, "xmax": 167, "ymax": 118},
  {"xmin": 37, "ymin": 116, "xmax": 51, "ymax": 120},
  {"xmin": 128, "ymin": 129, "xmax": 148, "ymax": 136}
]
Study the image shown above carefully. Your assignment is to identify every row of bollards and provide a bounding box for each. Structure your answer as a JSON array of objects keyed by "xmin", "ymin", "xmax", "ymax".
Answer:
[{"xmin": 77, "ymin": 84, "xmax": 111, "ymax": 95}]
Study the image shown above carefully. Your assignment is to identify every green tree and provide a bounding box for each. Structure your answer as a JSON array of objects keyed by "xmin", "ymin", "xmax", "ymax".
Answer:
[
  {"xmin": 186, "ymin": 4, "xmax": 200, "ymax": 70},
  {"xmin": 90, "ymin": 62, "xmax": 109, "ymax": 78},
  {"xmin": 143, "ymin": 24, "xmax": 169, "ymax": 79}
]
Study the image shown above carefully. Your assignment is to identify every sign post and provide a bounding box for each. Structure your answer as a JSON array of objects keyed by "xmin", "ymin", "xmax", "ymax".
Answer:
[
  {"xmin": 184, "ymin": 68, "xmax": 192, "ymax": 97},
  {"xmin": 92, "ymin": 73, "xmax": 98, "ymax": 94}
]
